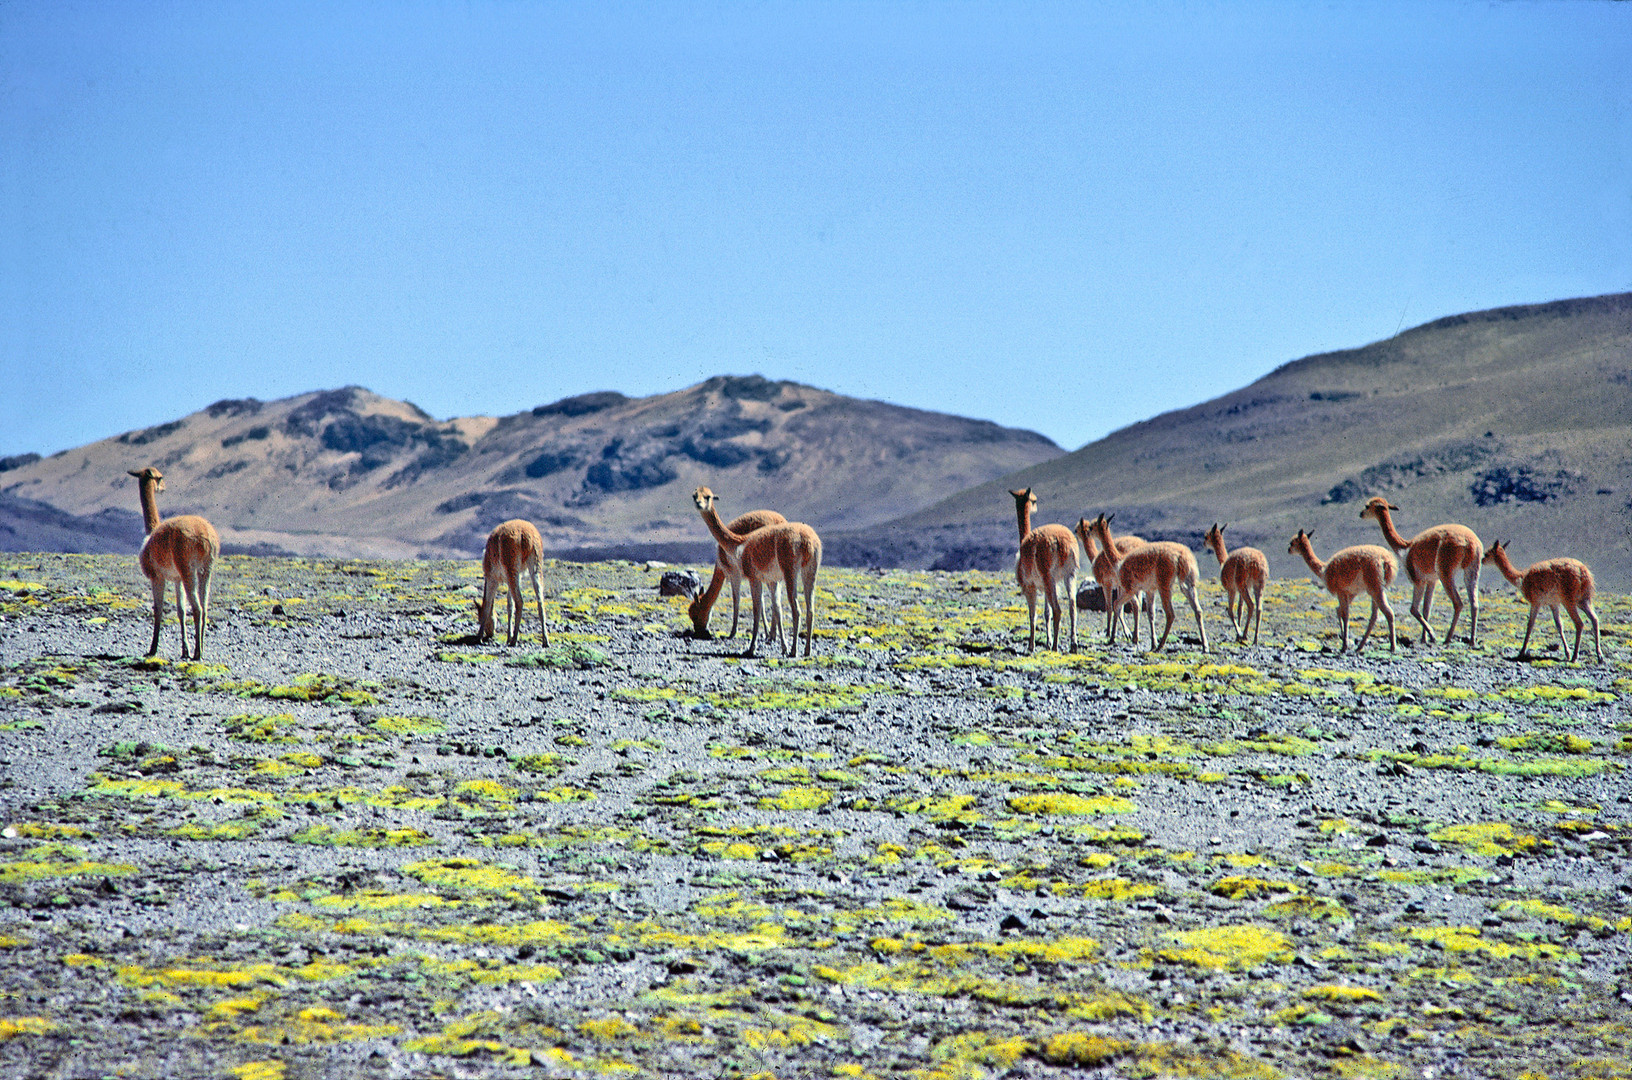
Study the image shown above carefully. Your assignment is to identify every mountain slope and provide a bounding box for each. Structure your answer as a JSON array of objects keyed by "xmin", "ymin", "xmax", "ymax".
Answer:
[
  {"xmin": 836, "ymin": 293, "xmax": 1632, "ymax": 590},
  {"xmin": 0, "ymin": 376, "xmax": 1064, "ymax": 560}
]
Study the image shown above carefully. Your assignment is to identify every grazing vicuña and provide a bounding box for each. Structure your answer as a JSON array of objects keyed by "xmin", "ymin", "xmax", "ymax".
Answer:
[
  {"xmin": 476, "ymin": 519, "xmax": 548, "ymax": 647},
  {"xmin": 693, "ymin": 486, "xmax": 822, "ymax": 658}
]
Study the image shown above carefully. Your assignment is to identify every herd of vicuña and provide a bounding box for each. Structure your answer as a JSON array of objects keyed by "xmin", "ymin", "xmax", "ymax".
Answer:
[{"xmin": 122, "ymin": 467, "xmax": 1604, "ymax": 664}]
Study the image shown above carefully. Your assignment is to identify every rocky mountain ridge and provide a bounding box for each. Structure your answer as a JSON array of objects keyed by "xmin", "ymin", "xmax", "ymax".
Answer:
[
  {"xmin": 0, "ymin": 376, "xmax": 1063, "ymax": 561},
  {"xmin": 837, "ymin": 293, "xmax": 1632, "ymax": 590}
]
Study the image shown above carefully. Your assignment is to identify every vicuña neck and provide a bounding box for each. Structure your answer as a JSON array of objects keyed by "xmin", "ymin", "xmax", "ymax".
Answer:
[
  {"xmin": 1372, "ymin": 506, "xmax": 1411, "ymax": 551},
  {"xmin": 137, "ymin": 479, "xmax": 161, "ymax": 535},
  {"xmin": 1012, "ymin": 495, "xmax": 1032, "ymax": 543},
  {"xmin": 698, "ymin": 503, "xmax": 747, "ymax": 550},
  {"xmin": 1489, "ymin": 548, "xmax": 1523, "ymax": 586},
  {"xmin": 1291, "ymin": 538, "xmax": 1324, "ymax": 578}
]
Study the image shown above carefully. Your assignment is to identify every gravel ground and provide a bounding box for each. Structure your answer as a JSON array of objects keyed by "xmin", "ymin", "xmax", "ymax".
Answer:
[{"xmin": 0, "ymin": 552, "xmax": 1628, "ymax": 1080}]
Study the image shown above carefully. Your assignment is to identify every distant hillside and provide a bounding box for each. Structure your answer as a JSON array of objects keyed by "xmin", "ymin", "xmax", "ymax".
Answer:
[
  {"xmin": 0, "ymin": 376, "xmax": 1063, "ymax": 561},
  {"xmin": 836, "ymin": 293, "xmax": 1632, "ymax": 590}
]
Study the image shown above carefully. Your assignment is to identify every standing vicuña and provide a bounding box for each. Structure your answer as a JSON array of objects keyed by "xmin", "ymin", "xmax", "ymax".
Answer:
[
  {"xmin": 689, "ymin": 508, "xmax": 787, "ymax": 639},
  {"xmin": 1203, "ymin": 523, "xmax": 1269, "ymax": 646},
  {"xmin": 1481, "ymin": 541, "xmax": 1601, "ymax": 663},
  {"xmin": 476, "ymin": 520, "xmax": 548, "ymax": 647},
  {"xmin": 1096, "ymin": 516, "xmax": 1208, "ymax": 653},
  {"xmin": 129, "ymin": 467, "xmax": 219, "ymax": 659},
  {"xmin": 1359, "ymin": 497, "xmax": 1483, "ymax": 646},
  {"xmin": 1288, "ymin": 529, "xmax": 1396, "ymax": 653},
  {"xmin": 1077, "ymin": 515, "xmax": 1145, "ymax": 644},
  {"xmin": 1010, "ymin": 488, "xmax": 1080, "ymax": 653},
  {"xmin": 693, "ymin": 487, "xmax": 822, "ymax": 658}
]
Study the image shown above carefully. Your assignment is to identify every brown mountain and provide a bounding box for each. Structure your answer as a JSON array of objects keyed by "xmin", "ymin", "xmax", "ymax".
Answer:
[
  {"xmin": 0, "ymin": 376, "xmax": 1064, "ymax": 561},
  {"xmin": 836, "ymin": 293, "xmax": 1632, "ymax": 590}
]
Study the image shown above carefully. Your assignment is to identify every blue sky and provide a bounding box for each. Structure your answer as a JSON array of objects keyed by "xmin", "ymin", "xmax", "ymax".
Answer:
[{"xmin": 3, "ymin": 1, "xmax": 1629, "ymax": 460}]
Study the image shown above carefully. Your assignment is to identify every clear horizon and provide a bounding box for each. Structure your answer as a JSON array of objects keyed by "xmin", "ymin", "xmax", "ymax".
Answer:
[{"xmin": 3, "ymin": 1, "xmax": 1629, "ymax": 460}]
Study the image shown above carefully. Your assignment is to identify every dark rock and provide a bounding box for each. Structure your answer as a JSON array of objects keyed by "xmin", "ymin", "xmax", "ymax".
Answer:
[{"xmin": 658, "ymin": 570, "xmax": 702, "ymax": 599}]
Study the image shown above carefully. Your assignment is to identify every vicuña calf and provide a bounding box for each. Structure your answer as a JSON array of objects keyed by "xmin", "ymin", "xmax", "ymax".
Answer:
[
  {"xmin": 693, "ymin": 487, "xmax": 822, "ymax": 658},
  {"xmin": 1481, "ymin": 541, "xmax": 1600, "ymax": 663},
  {"xmin": 476, "ymin": 519, "xmax": 548, "ymax": 647},
  {"xmin": 1359, "ymin": 497, "xmax": 1483, "ymax": 646},
  {"xmin": 1010, "ymin": 489, "xmax": 1080, "ymax": 653},
  {"xmin": 1203, "ymin": 523, "xmax": 1269, "ymax": 646},
  {"xmin": 689, "ymin": 508, "xmax": 787, "ymax": 639},
  {"xmin": 1288, "ymin": 529, "xmax": 1396, "ymax": 653},
  {"xmin": 129, "ymin": 467, "xmax": 219, "ymax": 660}
]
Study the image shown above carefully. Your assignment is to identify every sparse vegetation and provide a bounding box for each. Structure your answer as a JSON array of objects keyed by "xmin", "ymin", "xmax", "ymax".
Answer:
[{"xmin": 0, "ymin": 551, "xmax": 1625, "ymax": 1077}]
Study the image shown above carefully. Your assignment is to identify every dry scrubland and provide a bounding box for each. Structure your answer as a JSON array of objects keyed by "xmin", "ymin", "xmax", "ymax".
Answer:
[{"xmin": 0, "ymin": 553, "xmax": 1629, "ymax": 1080}]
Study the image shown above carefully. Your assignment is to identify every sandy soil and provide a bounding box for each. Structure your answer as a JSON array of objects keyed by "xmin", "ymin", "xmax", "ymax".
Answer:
[{"xmin": 0, "ymin": 553, "xmax": 1628, "ymax": 1080}]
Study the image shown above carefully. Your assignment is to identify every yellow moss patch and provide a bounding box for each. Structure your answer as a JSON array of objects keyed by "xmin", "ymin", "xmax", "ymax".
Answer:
[
  {"xmin": 1007, "ymin": 792, "xmax": 1135, "ymax": 815},
  {"xmin": 119, "ymin": 961, "xmax": 288, "ymax": 990},
  {"xmin": 454, "ymin": 779, "xmax": 517, "ymax": 803},
  {"xmin": 12, "ymin": 822, "xmax": 90, "ymax": 839},
  {"xmin": 1158, "ymin": 924, "xmax": 1293, "ymax": 970},
  {"xmin": 536, "ymin": 786, "xmax": 597, "ymax": 802},
  {"xmin": 0, "ymin": 844, "xmax": 137, "ymax": 884},
  {"xmin": 291, "ymin": 825, "xmax": 433, "ymax": 848},
  {"xmin": 1265, "ymin": 895, "xmax": 1350, "ymax": 922},
  {"xmin": 759, "ymin": 786, "xmax": 833, "ymax": 811},
  {"xmin": 1404, "ymin": 925, "xmax": 1568, "ymax": 961},
  {"xmin": 1039, "ymin": 1031, "xmax": 1130, "ymax": 1067},
  {"xmin": 313, "ymin": 892, "xmax": 455, "ymax": 911},
  {"xmin": 639, "ymin": 924, "xmax": 792, "ymax": 952},
  {"xmin": 1429, "ymin": 822, "xmax": 1539, "ymax": 857},
  {"xmin": 579, "ymin": 1015, "xmax": 642, "ymax": 1041},
  {"xmin": 206, "ymin": 995, "xmax": 268, "ymax": 1020},
  {"xmin": 231, "ymin": 1063, "xmax": 286, "ymax": 1080},
  {"xmin": 0, "ymin": 1016, "xmax": 52, "ymax": 1041},
  {"xmin": 893, "ymin": 793, "xmax": 982, "ymax": 824},
  {"xmin": 1210, "ymin": 876, "xmax": 1302, "ymax": 901},
  {"xmin": 1066, "ymin": 878, "xmax": 1159, "ymax": 902},
  {"xmin": 1496, "ymin": 899, "xmax": 1627, "ymax": 934},
  {"xmin": 1304, "ymin": 984, "xmax": 1382, "ymax": 1003},
  {"xmin": 402, "ymin": 858, "xmax": 537, "ymax": 899},
  {"xmin": 370, "ymin": 715, "xmax": 444, "ymax": 735}
]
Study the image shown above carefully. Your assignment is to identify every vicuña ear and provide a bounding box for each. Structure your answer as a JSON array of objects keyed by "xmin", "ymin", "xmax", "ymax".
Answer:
[{"xmin": 128, "ymin": 469, "xmax": 142, "ymax": 478}]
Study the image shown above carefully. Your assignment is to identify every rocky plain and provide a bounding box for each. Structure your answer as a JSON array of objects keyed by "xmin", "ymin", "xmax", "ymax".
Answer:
[{"xmin": 0, "ymin": 551, "xmax": 1628, "ymax": 1080}]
